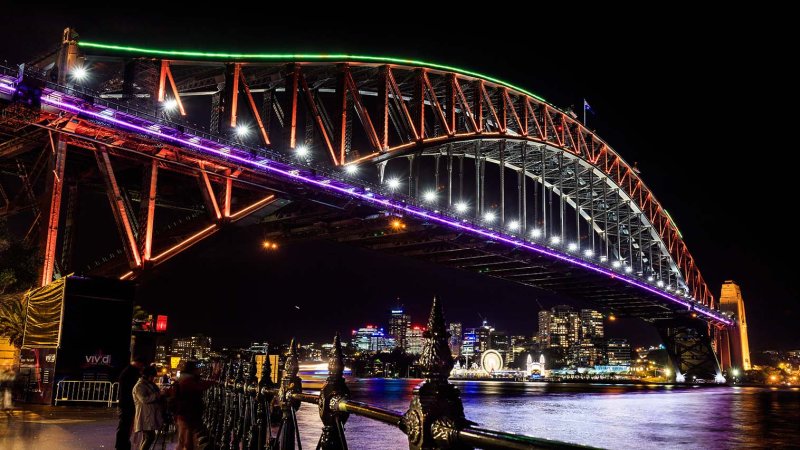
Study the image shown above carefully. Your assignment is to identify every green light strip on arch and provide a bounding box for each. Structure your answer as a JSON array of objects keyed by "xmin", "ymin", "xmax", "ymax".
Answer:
[{"xmin": 78, "ymin": 41, "xmax": 549, "ymax": 104}]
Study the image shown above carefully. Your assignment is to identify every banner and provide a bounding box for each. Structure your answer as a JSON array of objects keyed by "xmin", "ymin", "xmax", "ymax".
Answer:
[{"xmin": 21, "ymin": 277, "xmax": 67, "ymax": 349}]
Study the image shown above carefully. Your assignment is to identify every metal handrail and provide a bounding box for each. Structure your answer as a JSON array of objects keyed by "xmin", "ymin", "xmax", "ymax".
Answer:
[{"xmin": 286, "ymin": 391, "xmax": 592, "ymax": 449}]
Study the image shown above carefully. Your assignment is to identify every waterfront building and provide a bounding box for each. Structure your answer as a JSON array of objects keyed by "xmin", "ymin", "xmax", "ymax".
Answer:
[
  {"xmin": 606, "ymin": 338, "xmax": 631, "ymax": 366},
  {"xmin": 171, "ymin": 335, "xmax": 212, "ymax": 362},
  {"xmin": 352, "ymin": 326, "xmax": 389, "ymax": 353}
]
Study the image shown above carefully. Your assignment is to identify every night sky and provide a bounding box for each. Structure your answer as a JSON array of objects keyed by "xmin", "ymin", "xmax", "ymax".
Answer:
[{"xmin": 2, "ymin": 10, "xmax": 796, "ymax": 350}]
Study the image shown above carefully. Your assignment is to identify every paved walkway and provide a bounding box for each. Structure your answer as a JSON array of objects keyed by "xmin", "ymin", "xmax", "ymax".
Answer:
[{"xmin": 0, "ymin": 404, "xmax": 177, "ymax": 449}]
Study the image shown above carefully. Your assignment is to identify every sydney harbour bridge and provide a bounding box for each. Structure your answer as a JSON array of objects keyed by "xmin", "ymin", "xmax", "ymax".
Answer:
[{"xmin": 0, "ymin": 29, "xmax": 749, "ymax": 383}]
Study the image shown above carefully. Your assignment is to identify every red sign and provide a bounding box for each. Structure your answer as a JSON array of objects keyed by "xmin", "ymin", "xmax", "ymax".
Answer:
[{"xmin": 156, "ymin": 315, "xmax": 168, "ymax": 332}]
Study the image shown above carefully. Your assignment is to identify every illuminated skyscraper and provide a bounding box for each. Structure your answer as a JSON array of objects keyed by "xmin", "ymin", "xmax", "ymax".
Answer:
[
  {"xmin": 448, "ymin": 322, "xmax": 462, "ymax": 357},
  {"xmin": 406, "ymin": 326, "xmax": 425, "ymax": 355},
  {"xmin": 389, "ymin": 307, "xmax": 410, "ymax": 350},
  {"xmin": 580, "ymin": 309, "xmax": 604, "ymax": 339}
]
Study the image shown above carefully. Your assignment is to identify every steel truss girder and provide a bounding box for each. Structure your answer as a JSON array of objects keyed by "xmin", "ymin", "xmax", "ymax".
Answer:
[{"xmin": 107, "ymin": 58, "xmax": 709, "ymax": 306}]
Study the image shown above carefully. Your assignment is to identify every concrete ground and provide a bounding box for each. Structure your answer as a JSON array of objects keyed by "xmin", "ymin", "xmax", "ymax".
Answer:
[{"xmin": 0, "ymin": 404, "xmax": 177, "ymax": 449}]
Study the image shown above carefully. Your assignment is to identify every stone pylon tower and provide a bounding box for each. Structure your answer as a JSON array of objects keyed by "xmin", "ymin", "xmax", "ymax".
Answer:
[{"xmin": 719, "ymin": 281, "xmax": 751, "ymax": 371}]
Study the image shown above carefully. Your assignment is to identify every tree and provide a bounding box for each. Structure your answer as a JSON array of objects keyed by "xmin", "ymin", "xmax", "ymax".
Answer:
[
  {"xmin": 0, "ymin": 219, "xmax": 37, "ymax": 295},
  {"xmin": 0, "ymin": 293, "xmax": 27, "ymax": 348}
]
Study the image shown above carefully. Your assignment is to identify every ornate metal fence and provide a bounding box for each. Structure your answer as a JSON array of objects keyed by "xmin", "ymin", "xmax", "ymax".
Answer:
[{"xmin": 202, "ymin": 299, "xmax": 593, "ymax": 449}]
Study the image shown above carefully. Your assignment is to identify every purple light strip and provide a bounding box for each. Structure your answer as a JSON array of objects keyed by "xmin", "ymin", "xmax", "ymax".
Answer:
[{"xmin": 0, "ymin": 77, "xmax": 730, "ymax": 325}]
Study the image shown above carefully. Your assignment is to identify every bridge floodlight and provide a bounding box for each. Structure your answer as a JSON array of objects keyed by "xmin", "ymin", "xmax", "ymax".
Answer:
[
  {"xmin": 344, "ymin": 164, "xmax": 358, "ymax": 175},
  {"xmin": 507, "ymin": 220, "xmax": 520, "ymax": 231},
  {"xmin": 624, "ymin": 266, "xmax": 633, "ymax": 273},
  {"xmin": 549, "ymin": 236, "xmax": 561, "ymax": 245},
  {"xmin": 236, "ymin": 124, "xmax": 251, "ymax": 137},
  {"xmin": 647, "ymin": 275, "xmax": 655, "ymax": 282},
  {"xmin": 612, "ymin": 260, "xmax": 622, "ymax": 268},
  {"xmin": 656, "ymin": 280, "xmax": 664, "ymax": 287},
  {"xmin": 567, "ymin": 242, "xmax": 578, "ymax": 252},
  {"xmin": 483, "ymin": 211, "xmax": 496, "ymax": 223},
  {"xmin": 731, "ymin": 368, "xmax": 739, "ymax": 377},
  {"xmin": 423, "ymin": 191, "xmax": 437, "ymax": 203},
  {"xmin": 666, "ymin": 285, "xmax": 673, "ymax": 291},
  {"xmin": 163, "ymin": 98, "xmax": 178, "ymax": 111},
  {"xmin": 386, "ymin": 177, "xmax": 401, "ymax": 191},
  {"xmin": 600, "ymin": 255, "xmax": 608, "ymax": 262},
  {"xmin": 295, "ymin": 145, "xmax": 310, "ymax": 158},
  {"xmin": 529, "ymin": 228, "xmax": 542, "ymax": 238},
  {"xmin": 71, "ymin": 66, "xmax": 89, "ymax": 81},
  {"xmin": 454, "ymin": 202, "xmax": 469, "ymax": 214},
  {"xmin": 583, "ymin": 249, "xmax": 594, "ymax": 257}
]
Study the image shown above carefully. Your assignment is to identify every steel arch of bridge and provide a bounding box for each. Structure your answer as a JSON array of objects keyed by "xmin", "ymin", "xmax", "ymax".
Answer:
[{"xmin": 75, "ymin": 41, "xmax": 712, "ymax": 308}]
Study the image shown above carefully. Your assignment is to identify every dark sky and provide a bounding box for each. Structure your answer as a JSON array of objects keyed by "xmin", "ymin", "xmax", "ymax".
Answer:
[{"xmin": 2, "ymin": 10, "xmax": 796, "ymax": 350}]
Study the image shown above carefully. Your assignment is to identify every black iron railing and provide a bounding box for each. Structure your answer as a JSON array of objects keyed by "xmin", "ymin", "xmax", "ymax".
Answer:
[{"xmin": 201, "ymin": 298, "xmax": 594, "ymax": 449}]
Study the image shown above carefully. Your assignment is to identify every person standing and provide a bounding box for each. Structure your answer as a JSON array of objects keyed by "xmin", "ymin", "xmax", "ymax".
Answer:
[
  {"xmin": 174, "ymin": 361, "xmax": 213, "ymax": 450},
  {"xmin": 133, "ymin": 366, "xmax": 164, "ymax": 450},
  {"xmin": 116, "ymin": 357, "xmax": 146, "ymax": 450}
]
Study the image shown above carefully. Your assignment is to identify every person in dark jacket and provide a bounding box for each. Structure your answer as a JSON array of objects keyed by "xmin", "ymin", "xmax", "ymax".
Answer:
[
  {"xmin": 116, "ymin": 357, "xmax": 146, "ymax": 450},
  {"xmin": 174, "ymin": 361, "xmax": 214, "ymax": 450}
]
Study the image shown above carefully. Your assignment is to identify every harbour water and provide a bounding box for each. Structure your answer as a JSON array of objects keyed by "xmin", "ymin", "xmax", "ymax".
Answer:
[{"xmin": 294, "ymin": 379, "xmax": 800, "ymax": 449}]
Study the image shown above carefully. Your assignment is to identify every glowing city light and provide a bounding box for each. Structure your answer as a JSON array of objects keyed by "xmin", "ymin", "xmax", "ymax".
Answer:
[
  {"xmin": 483, "ymin": 211, "xmax": 496, "ymax": 222},
  {"xmin": 507, "ymin": 220, "xmax": 520, "ymax": 231},
  {"xmin": 163, "ymin": 98, "xmax": 178, "ymax": 111},
  {"xmin": 71, "ymin": 66, "xmax": 89, "ymax": 81},
  {"xmin": 386, "ymin": 178, "xmax": 401, "ymax": 191},
  {"xmin": 608, "ymin": 314, "xmax": 616, "ymax": 321},
  {"xmin": 344, "ymin": 164, "xmax": 358, "ymax": 175},
  {"xmin": 549, "ymin": 236, "xmax": 561, "ymax": 245},
  {"xmin": 583, "ymin": 249, "xmax": 594, "ymax": 257},
  {"xmin": 567, "ymin": 242, "xmax": 578, "ymax": 252},
  {"xmin": 657, "ymin": 280, "xmax": 664, "ymax": 287},
  {"xmin": 295, "ymin": 145, "xmax": 309, "ymax": 158},
  {"xmin": 236, "ymin": 125, "xmax": 251, "ymax": 137},
  {"xmin": 262, "ymin": 240, "xmax": 278, "ymax": 250},
  {"xmin": 530, "ymin": 228, "xmax": 542, "ymax": 238},
  {"xmin": 732, "ymin": 369, "xmax": 740, "ymax": 377},
  {"xmin": 454, "ymin": 202, "xmax": 469, "ymax": 213},
  {"xmin": 390, "ymin": 219, "xmax": 406, "ymax": 230},
  {"xmin": 600, "ymin": 256, "xmax": 608, "ymax": 262},
  {"xmin": 612, "ymin": 260, "xmax": 622, "ymax": 268},
  {"xmin": 647, "ymin": 276, "xmax": 655, "ymax": 282},
  {"xmin": 423, "ymin": 191, "xmax": 437, "ymax": 203},
  {"xmin": 624, "ymin": 266, "xmax": 633, "ymax": 273}
]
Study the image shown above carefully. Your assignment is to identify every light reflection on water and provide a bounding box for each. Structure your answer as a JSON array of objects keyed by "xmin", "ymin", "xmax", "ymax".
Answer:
[{"xmin": 294, "ymin": 379, "xmax": 800, "ymax": 449}]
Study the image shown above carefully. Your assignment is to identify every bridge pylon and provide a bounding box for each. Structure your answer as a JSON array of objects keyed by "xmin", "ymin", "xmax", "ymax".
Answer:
[
  {"xmin": 656, "ymin": 316, "xmax": 723, "ymax": 383},
  {"xmin": 718, "ymin": 280, "xmax": 751, "ymax": 373}
]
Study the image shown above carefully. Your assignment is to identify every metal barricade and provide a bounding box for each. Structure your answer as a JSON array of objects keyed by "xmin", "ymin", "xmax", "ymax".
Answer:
[{"xmin": 54, "ymin": 380, "xmax": 119, "ymax": 407}]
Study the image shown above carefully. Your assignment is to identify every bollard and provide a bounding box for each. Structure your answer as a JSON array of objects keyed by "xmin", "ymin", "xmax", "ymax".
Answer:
[
  {"xmin": 403, "ymin": 297, "xmax": 472, "ymax": 449},
  {"xmin": 277, "ymin": 338, "xmax": 302, "ymax": 449},
  {"xmin": 317, "ymin": 332, "xmax": 351, "ymax": 450}
]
